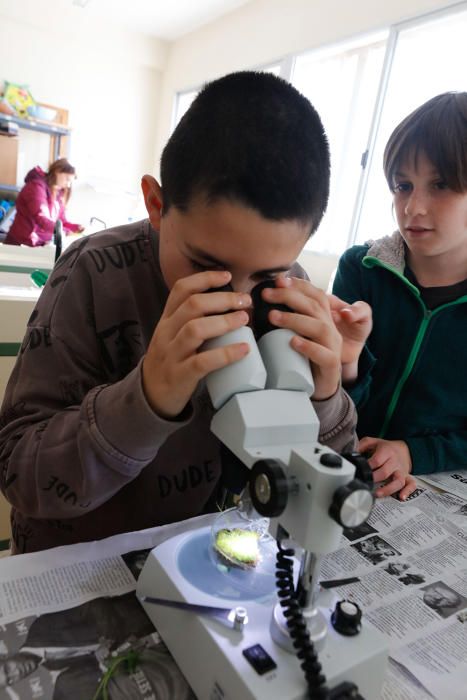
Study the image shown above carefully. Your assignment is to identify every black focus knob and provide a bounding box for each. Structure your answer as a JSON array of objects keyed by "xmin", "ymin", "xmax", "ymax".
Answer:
[
  {"xmin": 341, "ymin": 451, "xmax": 374, "ymax": 487},
  {"xmin": 320, "ymin": 452, "xmax": 342, "ymax": 469},
  {"xmin": 329, "ymin": 479, "xmax": 374, "ymax": 529},
  {"xmin": 249, "ymin": 459, "xmax": 288, "ymax": 517},
  {"xmin": 331, "ymin": 600, "xmax": 362, "ymax": 636}
]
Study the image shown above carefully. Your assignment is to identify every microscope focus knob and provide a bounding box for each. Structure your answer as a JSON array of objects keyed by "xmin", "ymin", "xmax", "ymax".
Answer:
[
  {"xmin": 329, "ymin": 479, "xmax": 374, "ymax": 529},
  {"xmin": 319, "ymin": 452, "xmax": 342, "ymax": 468},
  {"xmin": 250, "ymin": 459, "xmax": 288, "ymax": 517},
  {"xmin": 341, "ymin": 451, "xmax": 374, "ymax": 487},
  {"xmin": 331, "ymin": 600, "xmax": 362, "ymax": 636}
]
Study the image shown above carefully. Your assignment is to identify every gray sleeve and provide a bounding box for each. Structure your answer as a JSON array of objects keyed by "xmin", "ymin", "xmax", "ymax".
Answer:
[
  {"xmin": 313, "ymin": 387, "xmax": 358, "ymax": 454},
  {"xmin": 0, "ymin": 245, "xmax": 186, "ymax": 520}
]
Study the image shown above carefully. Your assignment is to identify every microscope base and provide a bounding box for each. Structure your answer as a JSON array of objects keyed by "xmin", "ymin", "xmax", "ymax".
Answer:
[{"xmin": 137, "ymin": 528, "xmax": 387, "ymax": 700}]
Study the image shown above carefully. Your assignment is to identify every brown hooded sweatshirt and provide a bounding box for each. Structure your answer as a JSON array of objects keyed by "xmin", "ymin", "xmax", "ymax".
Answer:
[{"xmin": 0, "ymin": 220, "xmax": 357, "ymax": 553}]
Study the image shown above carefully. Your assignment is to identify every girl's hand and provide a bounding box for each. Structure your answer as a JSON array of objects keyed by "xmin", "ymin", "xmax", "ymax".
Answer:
[
  {"xmin": 328, "ymin": 295, "xmax": 372, "ymax": 383},
  {"xmin": 359, "ymin": 436, "xmax": 417, "ymax": 500}
]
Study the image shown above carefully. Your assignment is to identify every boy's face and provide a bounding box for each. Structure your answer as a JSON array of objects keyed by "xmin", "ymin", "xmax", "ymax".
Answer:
[
  {"xmin": 144, "ymin": 180, "xmax": 310, "ymax": 294},
  {"xmin": 393, "ymin": 151, "xmax": 467, "ymax": 267}
]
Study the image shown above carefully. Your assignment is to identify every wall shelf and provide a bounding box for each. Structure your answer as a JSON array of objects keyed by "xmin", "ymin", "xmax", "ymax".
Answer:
[
  {"xmin": 0, "ymin": 111, "xmax": 70, "ymax": 162},
  {"xmin": 0, "ymin": 184, "xmax": 20, "ymax": 195},
  {"xmin": 0, "ymin": 113, "xmax": 69, "ymax": 136},
  {"xmin": 0, "ymin": 102, "xmax": 70, "ymax": 195}
]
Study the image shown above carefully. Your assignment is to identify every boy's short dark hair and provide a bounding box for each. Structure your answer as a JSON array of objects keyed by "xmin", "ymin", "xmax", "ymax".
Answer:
[
  {"xmin": 160, "ymin": 71, "xmax": 330, "ymax": 234},
  {"xmin": 384, "ymin": 91, "xmax": 467, "ymax": 192}
]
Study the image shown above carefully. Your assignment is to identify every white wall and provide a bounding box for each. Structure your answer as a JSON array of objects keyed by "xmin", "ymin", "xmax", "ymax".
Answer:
[
  {"xmin": 155, "ymin": 0, "xmax": 458, "ymax": 168},
  {"xmin": 0, "ymin": 0, "xmax": 168, "ymax": 228}
]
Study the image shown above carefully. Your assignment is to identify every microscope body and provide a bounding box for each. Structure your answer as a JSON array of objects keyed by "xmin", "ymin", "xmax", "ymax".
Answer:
[
  {"xmin": 207, "ymin": 324, "xmax": 370, "ymax": 557},
  {"xmin": 137, "ymin": 289, "xmax": 387, "ymax": 700},
  {"xmin": 204, "ymin": 314, "xmax": 385, "ymax": 695},
  {"xmin": 210, "ymin": 386, "xmax": 355, "ymax": 555}
]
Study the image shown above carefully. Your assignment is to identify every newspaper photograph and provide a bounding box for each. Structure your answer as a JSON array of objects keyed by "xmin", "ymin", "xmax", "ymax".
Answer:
[
  {"xmin": 0, "ymin": 592, "xmax": 194, "ymax": 699},
  {"xmin": 0, "ymin": 516, "xmax": 212, "ymax": 699}
]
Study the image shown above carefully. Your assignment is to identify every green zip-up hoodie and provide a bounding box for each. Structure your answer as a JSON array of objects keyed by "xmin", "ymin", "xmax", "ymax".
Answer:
[{"xmin": 333, "ymin": 231, "xmax": 467, "ymax": 475}]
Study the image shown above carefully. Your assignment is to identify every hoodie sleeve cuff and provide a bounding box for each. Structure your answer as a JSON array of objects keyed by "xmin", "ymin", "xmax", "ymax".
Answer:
[
  {"xmin": 312, "ymin": 386, "xmax": 358, "ymax": 454},
  {"xmin": 405, "ymin": 436, "xmax": 437, "ymax": 476},
  {"xmin": 89, "ymin": 358, "xmax": 193, "ymax": 464},
  {"xmin": 344, "ymin": 346, "xmax": 376, "ymax": 407}
]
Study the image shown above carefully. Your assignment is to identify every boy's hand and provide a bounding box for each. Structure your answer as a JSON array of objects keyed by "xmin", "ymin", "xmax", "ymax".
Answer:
[
  {"xmin": 260, "ymin": 277, "xmax": 342, "ymax": 400},
  {"xmin": 359, "ymin": 436, "xmax": 417, "ymax": 500},
  {"xmin": 142, "ymin": 271, "xmax": 251, "ymax": 419}
]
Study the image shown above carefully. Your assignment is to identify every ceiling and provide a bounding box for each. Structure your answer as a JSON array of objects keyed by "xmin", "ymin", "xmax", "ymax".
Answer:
[{"xmin": 70, "ymin": 0, "xmax": 252, "ymax": 40}]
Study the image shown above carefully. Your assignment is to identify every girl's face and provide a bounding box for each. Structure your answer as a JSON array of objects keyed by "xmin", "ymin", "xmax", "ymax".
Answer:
[
  {"xmin": 393, "ymin": 151, "xmax": 467, "ymax": 269},
  {"xmin": 54, "ymin": 172, "xmax": 75, "ymax": 190}
]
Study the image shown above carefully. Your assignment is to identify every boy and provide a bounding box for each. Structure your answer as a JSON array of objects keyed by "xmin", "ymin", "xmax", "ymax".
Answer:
[{"xmin": 0, "ymin": 72, "xmax": 357, "ymax": 554}]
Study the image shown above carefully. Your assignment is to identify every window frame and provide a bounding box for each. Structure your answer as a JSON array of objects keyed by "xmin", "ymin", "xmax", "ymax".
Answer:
[{"xmin": 348, "ymin": 0, "xmax": 467, "ymax": 249}]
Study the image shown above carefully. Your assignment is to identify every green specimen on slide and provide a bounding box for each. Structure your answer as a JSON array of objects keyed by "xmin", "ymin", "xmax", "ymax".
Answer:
[{"xmin": 214, "ymin": 528, "xmax": 260, "ymax": 568}]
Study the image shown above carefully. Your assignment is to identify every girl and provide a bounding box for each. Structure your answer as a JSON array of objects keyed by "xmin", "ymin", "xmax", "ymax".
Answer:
[{"xmin": 332, "ymin": 92, "xmax": 467, "ymax": 500}]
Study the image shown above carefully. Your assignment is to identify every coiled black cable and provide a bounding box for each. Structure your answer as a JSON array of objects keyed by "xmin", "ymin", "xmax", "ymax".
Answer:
[{"xmin": 276, "ymin": 539, "xmax": 329, "ymax": 700}]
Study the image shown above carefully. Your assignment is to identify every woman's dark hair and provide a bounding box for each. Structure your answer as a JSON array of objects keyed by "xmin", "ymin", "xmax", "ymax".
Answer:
[
  {"xmin": 160, "ymin": 71, "xmax": 330, "ymax": 235},
  {"xmin": 46, "ymin": 158, "xmax": 76, "ymax": 204},
  {"xmin": 384, "ymin": 92, "xmax": 467, "ymax": 192}
]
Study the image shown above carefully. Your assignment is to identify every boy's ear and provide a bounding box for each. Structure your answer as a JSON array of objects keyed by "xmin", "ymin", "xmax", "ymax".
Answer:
[{"xmin": 141, "ymin": 175, "xmax": 163, "ymax": 229}]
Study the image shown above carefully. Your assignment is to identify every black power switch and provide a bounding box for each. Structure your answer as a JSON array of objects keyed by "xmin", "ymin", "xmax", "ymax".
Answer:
[{"xmin": 242, "ymin": 644, "xmax": 277, "ymax": 675}]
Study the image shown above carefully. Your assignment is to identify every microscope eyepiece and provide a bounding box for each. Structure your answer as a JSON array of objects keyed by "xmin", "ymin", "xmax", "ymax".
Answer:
[{"xmin": 251, "ymin": 280, "xmax": 291, "ymax": 339}]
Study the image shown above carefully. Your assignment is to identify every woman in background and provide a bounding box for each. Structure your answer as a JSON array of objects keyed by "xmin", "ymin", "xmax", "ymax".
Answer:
[{"xmin": 4, "ymin": 158, "xmax": 84, "ymax": 246}]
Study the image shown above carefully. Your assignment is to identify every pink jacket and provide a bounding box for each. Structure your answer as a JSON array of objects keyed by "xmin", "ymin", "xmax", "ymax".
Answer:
[{"xmin": 4, "ymin": 166, "xmax": 81, "ymax": 246}]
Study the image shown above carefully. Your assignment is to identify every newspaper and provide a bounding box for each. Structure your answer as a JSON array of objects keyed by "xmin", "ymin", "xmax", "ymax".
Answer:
[
  {"xmin": 0, "ymin": 489, "xmax": 466, "ymax": 699},
  {"xmin": 419, "ymin": 470, "xmax": 467, "ymax": 500},
  {"xmin": 322, "ymin": 485, "xmax": 467, "ymax": 700},
  {"xmin": 0, "ymin": 515, "xmax": 212, "ymax": 699}
]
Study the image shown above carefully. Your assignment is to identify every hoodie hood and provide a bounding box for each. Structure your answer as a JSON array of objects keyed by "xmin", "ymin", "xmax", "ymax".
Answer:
[
  {"xmin": 363, "ymin": 231, "xmax": 406, "ymax": 275},
  {"xmin": 24, "ymin": 166, "xmax": 46, "ymax": 184}
]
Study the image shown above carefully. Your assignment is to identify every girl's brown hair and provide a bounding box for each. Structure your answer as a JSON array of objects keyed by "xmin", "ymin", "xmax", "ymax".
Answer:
[
  {"xmin": 46, "ymin": 158, "xmax": 76, "ymax": 204},
  {"xmin": 383, "ymin": 92, "xmax": 467, "ymax": 193}
]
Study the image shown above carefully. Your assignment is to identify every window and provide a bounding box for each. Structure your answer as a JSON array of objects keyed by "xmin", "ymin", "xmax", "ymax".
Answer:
[
  {"xmin": 355, "ymin": 6, "xmax": 467, "ymax": 245},
  {"xmin": 172, "ymin": 88, "xmax": 199, "ymax": 131},
  {"xmin": 291, "ymin": 35, "xmax": 386, "ymax": 254}
]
